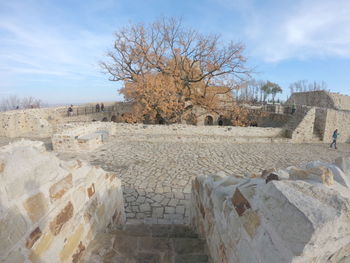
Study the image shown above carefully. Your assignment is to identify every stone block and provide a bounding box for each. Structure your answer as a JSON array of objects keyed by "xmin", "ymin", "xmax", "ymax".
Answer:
[
  {"xmin": 26, "ymin": 227, "xmax": 42, "ymax": 249},
  {"xmin": 49, "ymin": 174, "xmax": 73, "ymax": 201},
  {"xmin": 335, "ymin": 157, "xmax": 350, "ymax": 174},
  {"xmin": 49, "ymin": 201, "xmax": 74, "ymax": 235},
  {"xmin": 59, "ymin": 224, "xmax": 84, "ymax": 262},
  {"xmin": 0, "ymin": 206, "xmax": 28, "ymax": 257},
  {"xmin": 29, "ymin": 232, "xmax": 54, "ymax": 262},
  {"xmin": 87, "ymin": 183, "xmax": 95, "ymax": 198},
  {"xmin": 23, "ymin": 192, "xmax": 48, "ymax": 223}
]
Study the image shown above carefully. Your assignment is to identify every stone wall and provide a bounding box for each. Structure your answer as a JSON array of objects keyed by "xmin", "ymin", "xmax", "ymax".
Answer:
[
  {"xmin": 257, "ymin": 112, "xmax": 292, "ymax": 127},
  {"xmin": 287, "ymin": 91, "xmax": 350, "ymax": 111},
  {"xmin": 0, "ymin": 108, "xmax": 63, "ymax": 138},
  {"xmin": 191, "ymin": 157, "xmax": 350, "ymax": 263},
  {"xmin": 52, "ymin": 123, "xmax": 115, "ymax": 152},
  {"xmin": 0, "ymin": 140, "xmax": 125, "ymax": 262},
  {"xmin": 323, "ymin": 109, "xmax": 350, "ymax": 143},
  {"xmin": 285, "ymin": 107, "xmax": 316, "ymax": 142},
  {"xmin": 52, "ymin": 122, "xmax": 287, "ymax": 151}
]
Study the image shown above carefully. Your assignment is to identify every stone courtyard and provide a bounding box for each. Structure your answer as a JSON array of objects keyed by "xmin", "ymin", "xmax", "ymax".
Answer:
[{"xmin": 58, "ymin": 137, "xmax": 350, "ymax": 225}]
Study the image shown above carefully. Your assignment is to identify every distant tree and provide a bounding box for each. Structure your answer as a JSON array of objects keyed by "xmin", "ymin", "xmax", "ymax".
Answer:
[
  {"xmin": 0, "ymin": 95, "xmax": 44, "ymax": 111},
  {"xmin": 101, "ymin": 17, "xmax": 251, "ymax": 123},
  {"xmin": 261, "ymin": 81, "xmax": 282, "ymax": 104}
]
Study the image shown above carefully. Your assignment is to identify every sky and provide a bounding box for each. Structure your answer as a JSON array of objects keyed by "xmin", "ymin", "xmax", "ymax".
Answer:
[{"xmin": 0, "ymin": 0, "xmax": 350, "ymax": 105}]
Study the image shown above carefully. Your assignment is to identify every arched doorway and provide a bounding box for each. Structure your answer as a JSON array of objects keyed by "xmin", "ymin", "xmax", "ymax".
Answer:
[
  {"xmin": 218, "ymin": 115, "xmax": 224, "ymax": 126},
  {"xmin": 111, "ymin": 115, "xmax": 117, "ymax": 122},
  {"xmin": 204, "ymin": 115, "xmax": 213, "ymax": 126}
]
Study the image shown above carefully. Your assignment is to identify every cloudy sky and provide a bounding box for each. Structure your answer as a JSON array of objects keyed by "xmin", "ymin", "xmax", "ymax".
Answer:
[{"xmin": 1, "ymin": 0, "xmax": 349, "ymax": 104}]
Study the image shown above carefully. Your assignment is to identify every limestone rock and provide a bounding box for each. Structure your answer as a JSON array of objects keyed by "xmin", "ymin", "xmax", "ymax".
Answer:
[{"xmin": 335, "ymin": 157, "xmax": 350, "ymax": 175}]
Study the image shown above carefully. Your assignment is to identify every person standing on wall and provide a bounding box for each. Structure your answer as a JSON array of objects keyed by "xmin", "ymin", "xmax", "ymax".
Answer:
[
  {"xmin": 96, "ymin": 103, "xmax": 100, "ymax": 112},
  {"xmin": 101, "ymin": 103, "xmax": 105, "ymax": 112},
  {"xmin": 330, "ymin": 129, "xmax": 340, "ymax": 149}
]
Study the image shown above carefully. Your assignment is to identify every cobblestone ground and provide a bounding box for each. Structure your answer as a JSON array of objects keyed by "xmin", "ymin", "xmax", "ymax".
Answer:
[{"xmin": 62, "ymin": 139, "xmax": 350, "ymax": 225}]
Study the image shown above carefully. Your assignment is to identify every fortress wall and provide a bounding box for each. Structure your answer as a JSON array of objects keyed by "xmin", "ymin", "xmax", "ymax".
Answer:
[{"xmin": 0, "ymin": 140, "xmax": 125, "ymax": 262}]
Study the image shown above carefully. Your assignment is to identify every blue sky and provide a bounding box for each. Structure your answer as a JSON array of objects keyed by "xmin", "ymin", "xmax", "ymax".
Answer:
[{"xmin": 1, "ymin": 0, "xmax": 350, "ymax": 104}]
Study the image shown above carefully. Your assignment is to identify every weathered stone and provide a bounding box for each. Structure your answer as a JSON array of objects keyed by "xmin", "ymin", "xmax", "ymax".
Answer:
[
  {"xmin": 261, "ymin": 168, "xmax": 275, "ymax": 178},
  {"xmin": 0, "ymin": 162, "xmax": 5, "ymax": 172},
  {"xmin": 87, "ymin": 183, "xmax": 95, "ymax": 198},
  {"xmin": 232, "ymin": 188, "xmax": 251, "ymax": 216},
  {"xmin": 241, "ymin": 210, "xmax": 260, "ymax": 238},
  {"xmin": 26, "ymin": 227, "xmax": 42, "ymax": 249},
  {"xmin": 23, "ymin": 192, "xmax": 48, "ymax": 223},
  {"xmin": 72, "ymin": 241, "xmax": 86, "ymax": 263},
  {"xmin": 0, "ymin": 206, "xmax": 28, "ymax": 257},
  {"xmin": 59, "ymin": 224, "xmax": 84, "ymax": 262},
  {"xmin": 49, "ymin": 201, "xmax": 74, "ymax": 235},
  {"xmin": 49, "ymin": 174, "xmax": 73, "ymax": 201},
  {"xmin": 265, "ymin": 173, "xmax": 279, "ymax": 184},
  {"xmin": 192, "ymin": 159, "xmax": 350, "ymax": 263},
  {"xmin": 29, "ymin": 232, "xmax": 54, "ymax": 262},
  {"xmin": 335, "ymin": 157, "xmax": 350, "ymax": 174}
]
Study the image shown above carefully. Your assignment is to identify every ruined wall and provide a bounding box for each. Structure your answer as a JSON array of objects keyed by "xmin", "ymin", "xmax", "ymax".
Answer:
[
  {"xmin": 257, "ymin": 112, "xmax": 292, "ymax": 127},
  {"xmin": 191, "ymin": 158, "xmax": 350, "ymax": 263},
  {"xmin": 314, "ymin": 108, "xmax": 328, "ymax": 140},
  {"xmin": 328, "ymin": 93, "xmax": 350, "ymax": 111},
  {"xmin": 323, "ymin": 109, "xmax": 350, "ymax": 143},
  {"xmin": 285, "ymin": 107, "xmax": 316, "ymax": 142},
  {"xmin": 287, "ymin": 91, "xmax": 350, "ymax": 111},
  {"xmin": 52, "ymin": 123, "xmax": 115, "ymax": 152},
  {"xmin": 52, "ymin": 122, "xmax": 287, "ymax": 150},
  {"xmin": 0, "ymin": 140, "xmax": 125, "ymax": 263},
  {"xmin": 0, "ymin": 108, "xmax": 63, "ymax": 138}
]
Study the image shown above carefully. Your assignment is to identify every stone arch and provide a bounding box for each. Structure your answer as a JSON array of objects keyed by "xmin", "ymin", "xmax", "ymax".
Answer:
[
  {"xmin": 204, "ymin": 115, "xmax": 214, "ymax": 126},
  {"xmin": 218, "ymin": 115, "xmax": 224, "ymax": 126},
  {"xmin": 102, "ymin": 117, "xmax": 108, "ymax": 122},
  {"xmin": 111, "ymin": 115, "xmax": 117, "ymax": 122}
]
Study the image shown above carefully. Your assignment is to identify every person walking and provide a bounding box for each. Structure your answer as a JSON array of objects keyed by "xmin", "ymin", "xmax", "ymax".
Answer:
[
  {"xmin": 68, "ymin": 105, "xmax": 73, "ymax": 116},
  {"xmin": 95, "ymin": 103, "xmax": 100, "ymax": 112},
  {"xmin": 330, "ymin": 129, "xmax": 339, "ymax": 149},
  {"xmin": 101, "ymin": 103, "xmax": 105, "ymax": 112}
]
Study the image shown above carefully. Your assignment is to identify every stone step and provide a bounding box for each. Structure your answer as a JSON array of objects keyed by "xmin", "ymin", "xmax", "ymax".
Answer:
[
  {"xmin": 111, "ymin": 224, "xmax": 199, "ymax": 238},
  {"xmin": 83, "ymin": 224, "xmax": 210, "ymax": 263}
]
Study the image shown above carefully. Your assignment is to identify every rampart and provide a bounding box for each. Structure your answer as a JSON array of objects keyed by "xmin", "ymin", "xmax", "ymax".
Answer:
[{"xmin": 0, "ymin": 140, "xmax": 125, "ymax": 262}]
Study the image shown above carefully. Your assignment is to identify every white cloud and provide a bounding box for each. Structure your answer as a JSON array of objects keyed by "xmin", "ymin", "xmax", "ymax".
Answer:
[
  {"xmin": 0, "ymin": 1, "xmax": 114, "ymax": 80},
  {"xmin": 230, "ymin": 0, "xmax": 350, "ymax": 62}
]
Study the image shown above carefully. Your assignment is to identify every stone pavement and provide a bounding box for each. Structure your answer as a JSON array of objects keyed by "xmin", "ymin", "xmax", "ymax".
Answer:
[{"xmin": 59, "ymin": 137, "xmax": 350, "ymax": 225}]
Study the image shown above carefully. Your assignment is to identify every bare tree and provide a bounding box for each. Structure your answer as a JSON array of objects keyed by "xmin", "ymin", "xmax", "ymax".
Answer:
[
  {"xmin": 0, "ymin": 95, "xmax": 44, "ymax": 111},
  {"xmin": 289, "ymin": 80, "xmax": 328, "ymax": 96},
  {"xmin": 0, "ymin": 95, "xmax": 21, "ymax": 111},
  {"xmin": 101, "ymin": 17, "xmax": 250, "ymax": 123}
]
